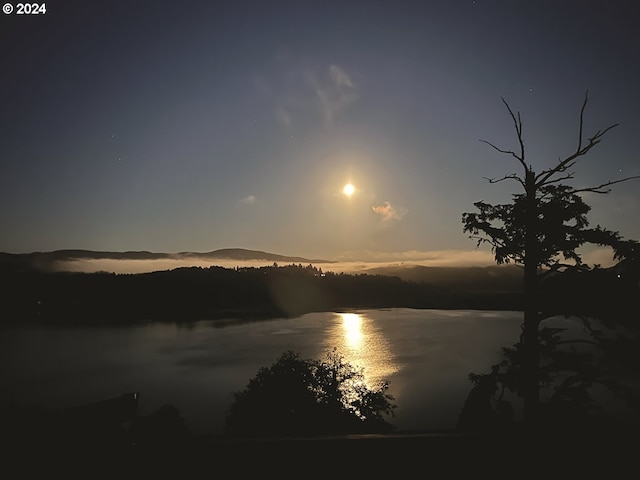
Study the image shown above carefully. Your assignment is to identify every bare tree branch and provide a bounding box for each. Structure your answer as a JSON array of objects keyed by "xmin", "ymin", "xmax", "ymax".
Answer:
[
  {"xmin": 577, "ymin": 89, "xmax": 588, "ymax": 151},
  {"xmin": 570, "ymin": 175, "xmax": 640, "ymax": 195},
  {"xmin": 537, "ymin": 161, "xmax": 578, "ymax": 183},
  {"xmin": 501, "ymin": 97, "xmax": 527, "ymax": 172},
  {"xmin": 536, "ymin": 91, "xmax": 619, "ymax": 187},
  {"xmin": 539, "ymin": 173, "xmax": 575, "ymax": 186},
  {"xmin": 535, "ymin": 125, "xmax": 619, "ymax": 188},
  {"xmin": 479, "ymin": 98, "xmax": 530, "ymax": 174},
  {"xmin": 479, "ymin": 139, "xmax": 522, "ymax": 161},
  {"xmin": 483, "ymin": 174, "xmax": 526, "ymax": 188}
]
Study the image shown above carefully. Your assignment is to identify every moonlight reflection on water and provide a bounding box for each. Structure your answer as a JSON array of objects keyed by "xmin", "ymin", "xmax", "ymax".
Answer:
[
  {"xmin": 1, "ymin": 308, "xmax": 525, "ymax": 435},
  {"xmin": 326, "ymin": 312, "xmax": 399, "ymax": 389}
]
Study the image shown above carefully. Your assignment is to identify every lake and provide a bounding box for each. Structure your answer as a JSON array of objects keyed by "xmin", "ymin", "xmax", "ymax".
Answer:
[{"xmin": 1, "ymin": 308, "xmax": 527, "ymax": 435}]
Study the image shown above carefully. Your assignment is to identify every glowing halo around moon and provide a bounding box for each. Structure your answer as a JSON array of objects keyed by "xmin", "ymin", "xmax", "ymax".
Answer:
[{"xmin": 342, "ymin": 183, "xmax": 355, "ymax": 197}]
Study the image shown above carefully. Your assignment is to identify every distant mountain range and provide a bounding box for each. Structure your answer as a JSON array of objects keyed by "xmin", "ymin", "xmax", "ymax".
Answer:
[
  {"xmin": 0, "ymin": 248, "xmax": 333, "ymax": 271},
  {"xmin": 2, "ymin": 248, "xmax": 635, "ymax": 327},
  {"xmin": 0, "ymin": 247, "xmax": 525, "ymax": 293}
]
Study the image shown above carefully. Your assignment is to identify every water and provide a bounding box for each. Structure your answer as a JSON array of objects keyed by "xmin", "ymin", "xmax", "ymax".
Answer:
[{"xmin": 1, "ymin": 308, "xmax": 524, "ymax": 435}]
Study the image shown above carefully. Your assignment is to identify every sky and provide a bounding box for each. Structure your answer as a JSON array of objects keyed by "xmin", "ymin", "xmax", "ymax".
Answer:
[{"xmin": 2, "ymin": 0, "xmax": 639, "ymax": 266}]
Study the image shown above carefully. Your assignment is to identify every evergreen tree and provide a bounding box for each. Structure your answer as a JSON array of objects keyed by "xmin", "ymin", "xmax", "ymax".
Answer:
[{"xmin": 462, "ymin": 91, "xmax": 639, "ymax": 430}]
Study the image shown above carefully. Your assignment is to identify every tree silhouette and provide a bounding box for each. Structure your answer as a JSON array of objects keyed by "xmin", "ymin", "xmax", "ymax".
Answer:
[
  {"xmin": 462, "ymin": 91, "xmax": 639, "ymax": 430},
  {"xmin": 223, "ymin": 349, "xmax": 396, "ymax": 437}
]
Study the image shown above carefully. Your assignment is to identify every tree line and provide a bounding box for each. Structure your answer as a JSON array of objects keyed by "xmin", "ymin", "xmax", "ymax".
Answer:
[{"xmin": 1, "ymin": 262, "xmax": 530, "ymax": 326}]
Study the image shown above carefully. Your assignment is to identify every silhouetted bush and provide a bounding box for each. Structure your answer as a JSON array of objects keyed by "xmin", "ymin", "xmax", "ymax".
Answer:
[
  {"xmin": 459, "ymin": 323, "xmax": 640, "ymax": 434},
  {"xmin": 224, "ymin": 349, "xmax": 396, "ymax": 437}
]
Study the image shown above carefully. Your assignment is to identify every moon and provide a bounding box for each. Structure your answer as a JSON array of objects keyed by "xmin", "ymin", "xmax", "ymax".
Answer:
[{"xmin": 342, "ymin": 183, "xmax": 355, "ymax": 197}]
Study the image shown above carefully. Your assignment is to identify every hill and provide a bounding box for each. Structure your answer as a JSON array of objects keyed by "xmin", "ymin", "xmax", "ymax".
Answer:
[
  {"xmin": 364, "ymin": 264, "xmax": 523, "ymax": 292},
  {"xmin": 185, "ymin": 248, "xmax": 332, "ymax": 264},
  {"xmin": 0, "ymin": 248, "xmax": 524, "ymax": 293},
  {"xmin": 0, "ymin": 248, "xmax": 333, "ymax": 273}
]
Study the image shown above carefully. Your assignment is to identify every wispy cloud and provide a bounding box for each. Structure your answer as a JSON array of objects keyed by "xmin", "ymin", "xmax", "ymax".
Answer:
[
  {"xmin": 371, "ymin": 201, "xmax": 406, "ymax": 222},
  {"xmin": 312, "ymin": 64, "xmax": 357, "ymax": 124},
  {"xmin": 329, "ymin": 64, "xmax": 354, "ymax": 88},
  {"xmin": 275, "ymin": 106, "xmax": 292, "ymax": 128},
  {"xmin": 332, "ymin": 249, "xmax": 497, "ymax": 267},
  {"xmin": 258, "ymin": 59, "xmax": 357, "ymax": 128},
  {"xmin": 239, "ymin": 195, "xmax": 256, "ymax": 205}
]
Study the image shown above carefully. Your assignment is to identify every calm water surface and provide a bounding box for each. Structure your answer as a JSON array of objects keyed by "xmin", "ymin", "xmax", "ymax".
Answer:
[{"xmin": 1, "ymin": 308, "xmax": 524, "ymax": 435}]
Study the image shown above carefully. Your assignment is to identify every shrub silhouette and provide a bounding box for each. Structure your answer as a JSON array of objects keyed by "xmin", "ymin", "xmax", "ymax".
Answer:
[{"xmin": 224, "ymin": 349, "xmax": 396, "ymax": 437}]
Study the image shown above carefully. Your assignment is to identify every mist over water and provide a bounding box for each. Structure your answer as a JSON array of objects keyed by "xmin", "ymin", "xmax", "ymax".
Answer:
[
  {"xmin": 42, "ymin": 245, "xmax": 618, "ymax": 275},
  {"xmin": 48, "ymin": 252, "xmax": 496, "ymax": 275}
]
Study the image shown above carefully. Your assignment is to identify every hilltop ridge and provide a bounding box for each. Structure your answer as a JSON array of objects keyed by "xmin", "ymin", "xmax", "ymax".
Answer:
[{"xmin": 0, "ymin": 248, "xmax": 333, "ymax": 273}]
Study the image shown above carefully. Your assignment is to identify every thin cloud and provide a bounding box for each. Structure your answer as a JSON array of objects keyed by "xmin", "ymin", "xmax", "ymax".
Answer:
[
  {"xmin": 329, "ymin": 64, "xmax": 354, "ymax": 88},
  {"xmin": 313, "ymin": 64, "xmax": 357, "ymax": 124},
  {"xmin": 240, "ymin": 195, "xmax": 256, "ymax": 205},
  {"xmin": 259, "ymin": 59, "xmax": 357, "ymax": 128},
  {"xmin": 275, "ymin": 106, "xmax": 292, "ymax": 128},
  {"xmin": 372, "ymin": 202, "xmax": 406, "ymax": 222},
  {"xmin": 331, "ymin": 249, "xmax": 497, "ymax": 267}
]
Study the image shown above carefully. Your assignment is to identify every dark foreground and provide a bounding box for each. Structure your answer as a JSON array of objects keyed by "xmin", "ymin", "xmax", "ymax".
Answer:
[
  {"xmin": 4, "ymin": 428, "xmax": 637, "ymax": 477},
  {"xmin": 3, "ymin": 392, "xmax": 637, "ymax": 476}
]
